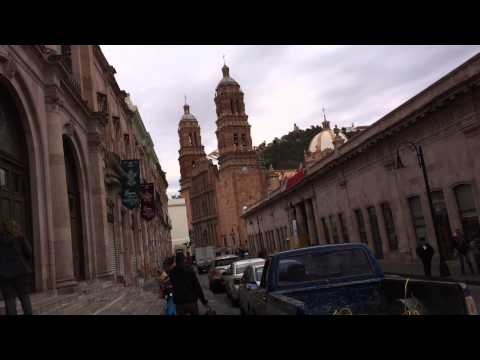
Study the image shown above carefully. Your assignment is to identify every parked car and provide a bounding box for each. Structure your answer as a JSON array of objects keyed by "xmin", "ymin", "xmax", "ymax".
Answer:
[
  {"xmin": 196, "ymin": 246, "xmax": 216, "ymax": 274},
  {"xmin": 208, "ymin": 254, "xmax": 240, "ymax": 293},
  {"xmin": 238, "ymin": 263, "xmax": 265, "ymax": 315},
  {"xmin": 247, "ymin": 243, "xmax": 478, "ymax": 315},
  {"xmin": 223, "ymin": 258, "xmax": 265, "ymax": 306}
]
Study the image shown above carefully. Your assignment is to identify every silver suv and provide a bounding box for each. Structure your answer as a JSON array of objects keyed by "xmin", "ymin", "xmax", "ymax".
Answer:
[
  {"xmin": 223, "ymin": 258, "xmax": 265, "ymax": 306},
  {"xmin": 208, "ymin": 255, "xmax": 239, "ymax": 293}
]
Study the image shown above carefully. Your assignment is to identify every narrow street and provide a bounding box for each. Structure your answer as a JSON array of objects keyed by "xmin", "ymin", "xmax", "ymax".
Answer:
[
  {"xmin": 0, "ymin": 269, "xmax": 240, "ymax": 315},
  {"xmin": 197, "ymin": 271, "xmax": 240, "ymax": 316}
]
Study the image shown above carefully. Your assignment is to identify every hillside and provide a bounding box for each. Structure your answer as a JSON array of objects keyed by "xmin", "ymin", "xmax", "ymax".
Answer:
[{"xmin": 258, "ymin": 125, "xmax": 322, "ymax": 170}]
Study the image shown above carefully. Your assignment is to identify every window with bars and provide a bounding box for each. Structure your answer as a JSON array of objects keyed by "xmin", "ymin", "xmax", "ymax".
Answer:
[
  {"xmin": 97, "ymin": 92, "xmax": 108, "ymax": 114},
  {"xmin": 321, "ymin": 217, "xmax": 331, "ymax": 244},
  {"xmin": 408, "ymin": 196, "xmax": 427, "ymax": 244},
  {"xmin": 454, "ymin": 184, "xmax": 480, "ymax": 243},
  {"xmin": 329, "ymin": 215, "xmax": 340, "ymax": 244},
  {"xmin": 338, "ymin": 212, "xmax": 350, "ymax": 243},
  {"xmin": 367, "ymin": 206, "xmax": 384, "ymax": 259},
  {"xmin": 354, "ymin": 209, "xmax": 368, "ymax": 245},
  {"xmin": 381, "ymin": 202, "xmax": 398, "ymax": 251}
]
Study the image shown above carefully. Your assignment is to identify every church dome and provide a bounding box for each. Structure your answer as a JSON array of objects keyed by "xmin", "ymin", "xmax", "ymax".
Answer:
[
  {"xmin": 216, "ymin": 64, "xmax": 239, "ymax": 88},
  {"xmin": 180, "ymin": 103, "xmax": 197, "ymax": 123},
  {"xmin": 308, "ymin": 121, "xmax": 347, "ymax": 153}
]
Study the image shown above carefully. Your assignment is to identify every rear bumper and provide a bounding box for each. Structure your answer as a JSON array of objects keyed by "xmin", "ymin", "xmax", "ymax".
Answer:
[{"xmin": 197, "ymin": 266, "xmax": 209, "ymax": 273}]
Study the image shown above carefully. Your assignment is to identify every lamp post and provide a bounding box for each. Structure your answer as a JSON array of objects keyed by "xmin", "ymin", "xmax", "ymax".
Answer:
[{"xmin": 395, "ymin": 141, "xmax": 450, "ymax": 277}]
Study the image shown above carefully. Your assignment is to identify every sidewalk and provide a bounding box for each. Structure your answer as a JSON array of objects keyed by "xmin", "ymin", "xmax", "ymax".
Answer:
[{"xmin": 379, "ymin": 259, "xmax": 480, "ymax": 286}]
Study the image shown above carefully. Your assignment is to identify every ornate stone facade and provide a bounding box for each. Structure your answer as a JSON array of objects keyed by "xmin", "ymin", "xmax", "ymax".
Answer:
[
  {"xmin": 0, "ymin": 45, "xmax": 171, "ymax": 295},
  {"xmin": 178, "ymin": 64, "xmax": 269, "ymax": 254}
]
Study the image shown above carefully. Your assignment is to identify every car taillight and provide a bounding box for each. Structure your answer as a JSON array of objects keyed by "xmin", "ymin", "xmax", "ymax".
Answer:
[{"xmin": 466, "ymin": 296, "xmax": 478, "ymax": 315}]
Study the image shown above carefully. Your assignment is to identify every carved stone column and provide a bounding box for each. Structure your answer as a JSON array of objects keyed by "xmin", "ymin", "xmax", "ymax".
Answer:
[
  {"xmin": 45, "ymin": 86, "xmax": 77, "ymax": 290},
  {"xmin": 88, "ymin": 120, "xmax": 112, "ymax": 279}
]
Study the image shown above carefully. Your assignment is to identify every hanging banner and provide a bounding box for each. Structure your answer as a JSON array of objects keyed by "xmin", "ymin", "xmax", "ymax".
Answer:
[
  {"xmin": 121, "ymin": 160, "xmax": 141, "ymax": 209},
  {"xmin": 140, "ymin": 183, "xmax": 155, "ymax": 221}
]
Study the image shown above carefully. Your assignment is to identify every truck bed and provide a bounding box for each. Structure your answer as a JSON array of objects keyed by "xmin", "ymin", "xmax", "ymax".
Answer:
[{"xmin": 270, "ymin": 276, "xmax": 469, "ymax": 315}]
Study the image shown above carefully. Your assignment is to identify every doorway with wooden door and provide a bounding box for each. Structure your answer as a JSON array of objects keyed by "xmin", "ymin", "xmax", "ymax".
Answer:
[
  {"xmin": 0, "ymin": 84, "xmax": 33, "ymax": 292},
  {"xmin": 63, "ymin": 136, "xmax": 86, "ymax": 282}
]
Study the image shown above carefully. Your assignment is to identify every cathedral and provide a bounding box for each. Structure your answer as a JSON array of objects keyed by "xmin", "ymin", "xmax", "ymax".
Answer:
[{"xmin": 178, "ymin": 63, "xmax": 273, "ymax": 254}]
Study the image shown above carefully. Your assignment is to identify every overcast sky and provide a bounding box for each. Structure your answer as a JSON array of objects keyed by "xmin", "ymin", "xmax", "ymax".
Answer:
[{"xmin": 101, "ymin": 45, "xmax": 480, "ymax": 197}]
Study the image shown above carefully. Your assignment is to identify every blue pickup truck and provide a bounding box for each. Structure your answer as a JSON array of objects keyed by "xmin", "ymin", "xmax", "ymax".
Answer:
[{"xmin": 245, "ymin": 244, "xmax": 478, "ymax": 315}]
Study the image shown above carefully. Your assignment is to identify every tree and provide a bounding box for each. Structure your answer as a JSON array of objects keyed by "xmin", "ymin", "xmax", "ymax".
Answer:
[{"xmin": 258, "ymin": 125, "xmax": 322, "ymax": 170}]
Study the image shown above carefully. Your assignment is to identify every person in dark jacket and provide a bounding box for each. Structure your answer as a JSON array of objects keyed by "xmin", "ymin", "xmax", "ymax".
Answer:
[
  {"xmin": 452, "ymin": 228, "xmax": 475, "ymax": 275},
  {"xmin": 416, "ymin": 238, "xmax": 434, "ymax": 277},
  {"xmin": 168, "ymin": 252, "xmax": 210, "ymax": 315},
  {"xmin": 0, "ymin": 219, "xmax": 33, "ymax": 315},
  {"xmin": 159, "ymin": 257, "xmax": 176, "ymax": 315}
]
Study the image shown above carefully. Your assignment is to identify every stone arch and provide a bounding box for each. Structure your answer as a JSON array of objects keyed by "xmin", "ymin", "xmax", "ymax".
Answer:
[
  {"xmin": 0, "ymin": 70, "xmax": 53, "ymax": 292},
  {"xmin": 62, "ymin": 134, "xmax": 87, "ymax": 280},
  {"xmin": 61, "ymin": 125, "xmax": 94, "ymax": 279}
]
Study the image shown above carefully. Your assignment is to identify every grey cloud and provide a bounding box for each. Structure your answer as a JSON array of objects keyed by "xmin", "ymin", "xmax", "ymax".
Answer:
[{"xmin": 102, "ymin": 45, "xmax": 480, "ymax": 195}]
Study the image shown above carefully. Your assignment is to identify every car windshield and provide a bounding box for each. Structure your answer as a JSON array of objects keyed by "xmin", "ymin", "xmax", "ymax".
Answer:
[
  {"xmin": 215, "ymin": 257, "xmax": 239, "ymax": 267},
  {"xmin": 235, "ymin": 264, "xmax": 250, "ymax": 275},
  {"xmin": 254, "ymin": 266, "xmax": 264, "ymax": 281},
  {"xmin": 277, "ymin": 249, "xmax": 373, "ymax": 287}
]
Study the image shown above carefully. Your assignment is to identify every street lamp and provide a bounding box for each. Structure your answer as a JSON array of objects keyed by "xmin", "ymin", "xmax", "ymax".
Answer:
[
  {"xmin": 230, "ymin": 229, "xmax": 236, "ymax": 252},
  {"xmin": 395, "ymin": 141, "xmax": 450, "ymax": 277}
]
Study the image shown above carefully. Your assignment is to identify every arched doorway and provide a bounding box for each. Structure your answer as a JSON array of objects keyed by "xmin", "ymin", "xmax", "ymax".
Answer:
[
  {"xmin": 0, "ymin": 84, "xmax": 33, "ymax": 288},
  {"xmin": 63, "ymin": 136, "xmax": 86, "ymax": 281}
]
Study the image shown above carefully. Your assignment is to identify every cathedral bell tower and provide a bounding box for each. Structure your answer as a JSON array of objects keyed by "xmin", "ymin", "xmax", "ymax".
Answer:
[
  {"xmin": 178, "ymin": 102, "xmax": 206, "ymax": 229},
  {"xmin": 214, "ymin": 64, "xmax": 256, "ymax": 168},
  {"xmin": 178, "ymin": 102, "xmax": 205, "ymax": 185},
  {"xmin": 213, "ymin": 63, "xmax": 266, "ymax": 250}
]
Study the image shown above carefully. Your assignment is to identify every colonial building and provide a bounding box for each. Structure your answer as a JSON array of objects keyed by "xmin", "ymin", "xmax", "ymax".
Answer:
[
  {"xmin": 242, "ymin": 52, "xmax": 480, "ymax": 274},
  {"xmin": 178, "ymin": 64, "xmax": 269, "ymax": 253},
  {"xmin": 0, "ymin": 45, "xmax": 171, "ymax": 296}
]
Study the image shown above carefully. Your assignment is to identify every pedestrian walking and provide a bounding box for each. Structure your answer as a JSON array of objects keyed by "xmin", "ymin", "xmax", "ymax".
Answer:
[
  {"xmin": 471, "ymin": 229, "xmax": 480, "ymax": 273},
  {"xmin": 159, "ymin": 257, "xmax": 176, "ymax": 316},
  {"xmin": 416, "ymin": 238, "xmax": 434, "ymax": 277},
  {"xmin": 168, "ymin": 252, "xmax": 211, "ymax": 315},
  {"xmin": 0, "ymin": 219, "xmax": 33, "ymax": 315},
  {"xmin": 452, "ymin": 229, "xmax": 475, "ymax": 275}
]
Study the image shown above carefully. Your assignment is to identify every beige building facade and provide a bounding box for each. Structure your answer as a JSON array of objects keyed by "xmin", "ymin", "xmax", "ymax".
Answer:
[
  {"xmin": 0, "ymin": 45, "xmax": 171, "ymax": 295},
  {"xmin": 168, "ymin": 197, "xmax": 190, "ymax": 253},
  {"xmin": 243, "ymin": 53, "xmax": 480, "ymax": 269}
]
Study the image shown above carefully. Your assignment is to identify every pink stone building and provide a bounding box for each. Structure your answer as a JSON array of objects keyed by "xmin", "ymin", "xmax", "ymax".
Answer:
[
  {"xmin": 243, "ymin": 52, "xmax": 480, "ymax": 273},
  {"xmin": 0, "ymin": 45, "xmax": 171, "ymax": 295}
]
